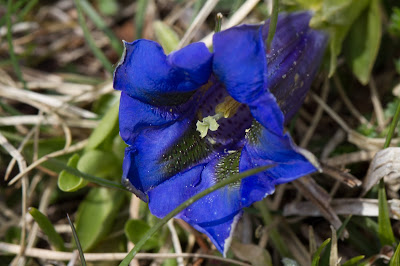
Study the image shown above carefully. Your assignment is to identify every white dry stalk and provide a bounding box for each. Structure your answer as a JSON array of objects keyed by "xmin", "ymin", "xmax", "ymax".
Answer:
[
  {"xmin": 8, "ymin": 139, "xmax": 88, "ymax": 186},
  {"xmin": 0, "ymin": 242, "xmax": 250, "ymax": 265},
  {"xmin": 0, "ymin": 22, "xmax": 39, "ymax": 37},
  {"xmin": 167, "ymin": 220, "xmax": 184, "ymax": 266},
  {"xmin": 0, "ymin": 133, "xmax": 28, "ymax": 265},
  {"xmin": 0, "ymin": 115, "xmax": 98, "ymax": 128},
  {"xmin": 26, "ymin": 179, "xmax": 57, "ymax": 250},
  {"xmin": 362, "ymin": 147, "xmax": 400, "ymax": 196},
  {"xmin": 200, "ymin": 0, "xmax": 261, "ymax": 48},
  {"xmin": 333, "ymin": 74, "xmax": 371, "ymax": 127},
  {"xmin": 177, "ymin": 0, "xmax": 220, "ymax": 49},
  {"xmin": 0, "ymin": 84, "xmax": 97, "ymax": 119},
  {"xmin": 300, "ymin": 78, "xmax": 330, "ymax": 148},
  {"xmin": 311, "ymin": 92, "xmax": 400, "ymax": 151},
  {"xmin": 283, "ymin": 198, "xmax": 400, "ymax": 219},
  {"xmin": 369, "ymin": 78, "xmax": 386, "ymax": 130},
  {"xmin": 323, "ymin": 150, "xmax": 377, "ymax": 166}
]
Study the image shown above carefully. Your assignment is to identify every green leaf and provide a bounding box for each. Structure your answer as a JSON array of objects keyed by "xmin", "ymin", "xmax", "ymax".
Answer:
[
  {"xmin": 153, "ymin": 21, "xmax": 180, "ymax": 54},
  {"xmin": 378, "ymin": 180, "xmax": 396, "ymax": 246},
  {"xmin": 67, "ymin": 213, "xmax": 86, "ymax": 266},
  {"xmin": 124, "ymin": 219, "xmax": 161, "ymax": 251},
  {"xmin": 29, "ymin": 207, "xmax": 65, "ymax": 251},
  {"xmin": 75, "ymin": 187, "xmax": 126, "ymax": 251},
  {"xmin": 86, "ymin": 101, "xmax": 119, "ymax": 151},
  {"xmin": 311, "ymin": 238, "xmax": 331, "ymax": 266},
  {"xmin": 58, "ymin": 154, "xmax": 88, "ymax": 192},
  {"xmin": 77, "ymin": 150, "xmax": 121, "ymax": 181},
  {"xmin": 293, "ymin": 0, "xmax": 322, "ymax": 10},
  {"xmin": 390, "ymin": 243, "xmax": 400, "ymax": 266},
  {"xmin": 342, "ymin": 255, "xmax": 365, "ymax": 266},
  {"xmin": 344, "ymin": 0, "xmax": 381, "ymax": 85},
  {"xmin": 310, "ymin": 0, "xmax": 370, "ymax": 76}
]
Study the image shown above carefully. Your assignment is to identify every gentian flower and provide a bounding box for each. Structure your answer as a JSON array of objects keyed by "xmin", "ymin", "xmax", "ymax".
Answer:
[{"xmin": 114, "ymin": 12, "xmax": 327, "ymax": 255}]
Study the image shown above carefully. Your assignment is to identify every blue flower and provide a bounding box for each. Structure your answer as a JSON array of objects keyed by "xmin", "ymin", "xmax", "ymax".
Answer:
[{"xmin": 114, "ymin": 12, "xmax": 327, "ymax": 255}]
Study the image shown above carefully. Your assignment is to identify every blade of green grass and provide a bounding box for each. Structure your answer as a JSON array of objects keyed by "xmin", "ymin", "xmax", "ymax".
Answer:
[
  {"xmin": 342, "ymin": 255, "xmax": 365, "ymax": 266},
  {"xmin": 254, "ymin": 200, "xmax": 291, "ymax": 258},
  {"xmin": 79, "ymin": 0, "xmax": 123, "ymax": 55},
  {"xmin": 6, "ymin": 0, "xmax": 27, "ymax": 89},
  {"xmin": 311, "ymin": 238, "xmax": 331, "ymax": 266},
  {"xmin": 390, "ymin": 243, "xmax": 400, "ymax": 266},
  {"xmin": 74, "ymin": 0, "xmax": 114, "ymax": 74},
  {"xmin": 119, "ymin": 164, "xmax": 274, "ymax": 266},
  {"xmin": 266, "ymin": 0, "xmax": 279, "ymax": 50},
  {"xmin": 378, "ymin": 100, "xmax": 400, "ymax": 246},
  {"xmin": 378, "ymin": 179, "xmax": 396, "ymax": 246},
  {"xmin": 135, "ymin": 0, "xmax": 148, "ymax": 39},
  {"xmin": 18, "ymin": 0, "xmax": 38, "ymax": 20},
  {"xmin": 67, "ymin": 213, "xmax": 86, "ymax": 266},
  {"xmin": 0, "ymin": 0, "xmax": 30, "ymax": 26},
  {"xmin": 28, "ymin": 207, "xmax": 65, "ymax": 251}
]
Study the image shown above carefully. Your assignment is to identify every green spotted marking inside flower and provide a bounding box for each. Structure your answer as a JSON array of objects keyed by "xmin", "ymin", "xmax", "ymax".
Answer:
[
  {"xmin": 215, "ymin": 150, "xmax": 241, "ymax": 188},
  {"xmin": 161, "ymin": 124, "xmax": 220, "ymax": 177},
  {"xmin": 245, "ymin": 120, "xmax": 263, "ymax": 144}
]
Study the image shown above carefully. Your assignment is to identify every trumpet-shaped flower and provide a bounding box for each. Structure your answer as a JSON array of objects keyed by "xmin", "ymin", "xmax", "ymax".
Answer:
[{"xmin": 114, "ymin": 12, "xmax": 327, "ymax": 255}]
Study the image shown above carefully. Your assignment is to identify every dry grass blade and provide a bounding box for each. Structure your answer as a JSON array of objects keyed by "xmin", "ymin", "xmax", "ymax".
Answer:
[
  {"xmin": 301, "ymin": 78, "xmax": 330, "ymax": 148},
  {"xmin": 321, "ymin": 163, "xmax": 362, "ymax": 188},
  {"xmin": 200, "ymin": 0, "xmax": 261, "ymax": 47},
  {"xmin": 329, "ymin": 226, "xmax": 339, "ymax": 266},
  {"xmin": 293, "ymin": 176, "xmax": 346, "ymax": 236},
  {"xmin": 0, "ymin": 85, "xmax": 97, "ymax": 119},
  {"xmin": 362, "ymin": 147, "xmax": 400, "ymax": 196},
  {"xmin": 0, "ymin": 132, "xmax": 28, "ymax": 265},
  {"xmin": 8, "ymin": 140, "xmax": 88, "ymax": 186},
  {"xmin": 167, "ymin": 220, "xmax": 184, "ymax": 266},
  {"xmin": 284, "ymin": 198, "xmax": 400, "ymax": 219},
  {"xmin": 177, "ymin": 0, "xmax": 220, "ymax": 49},
  {"xmin": 323, "ymin": 150, "xmax": 377, "ymax": 166},
  {"xmin": 0, "ymin": 242, "xmax": 250, "ymax": 265}
]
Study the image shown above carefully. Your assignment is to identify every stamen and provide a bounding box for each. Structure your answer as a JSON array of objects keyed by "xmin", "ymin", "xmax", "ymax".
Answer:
[{"xmin": 215, "ymin": 96, "xmax": 242, "ymax": 118}]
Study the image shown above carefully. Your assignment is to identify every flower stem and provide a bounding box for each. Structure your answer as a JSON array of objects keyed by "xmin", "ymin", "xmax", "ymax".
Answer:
[
  {"xmin": 215, "ymin": 13, "xmax": 223, "ymax": 33},
  {"xmin": 74, "ymin": 0, "xmax": 114, "ymax": 74},
  {"xmin": 266, "ymin": 0, "xmax": 279, "ymax": 50},
  {"xmin": 119, "ymin": 165, "xmax": 274, "ymax": 266}
]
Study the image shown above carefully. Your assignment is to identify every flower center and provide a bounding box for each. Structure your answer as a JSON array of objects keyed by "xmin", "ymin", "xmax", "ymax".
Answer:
[{"xmin": 196, "ymin": 96, "xmax": 242, "ymax": 138}]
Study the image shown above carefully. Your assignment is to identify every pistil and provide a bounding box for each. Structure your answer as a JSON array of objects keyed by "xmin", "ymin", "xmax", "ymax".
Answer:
[{"xmin": 196, "ymin": 96, "xmax": 242, "ymax": 138}]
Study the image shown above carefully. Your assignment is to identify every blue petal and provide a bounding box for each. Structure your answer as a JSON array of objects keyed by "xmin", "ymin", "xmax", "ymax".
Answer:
[
  {"xmin": 240, "ymin": 124, "xmax": 317, "ymax": 206},
  {"xmin": 114, "ymin": 40, "xmax": 213, "ymax": 105},
  {"xmin": 119, "ymin": 91, "xmax": 196, "ymax": 145},
  {"xmin": 147, "ymin": 156, "xmax": 243, "ymax": 255},
  {"xmin": 262, "ymin": 12, "xmax": 328, "ymax": 122},
  {"xmin": 213, "ymin": 25, "xmax": 267, "ymax": 104},
  {"xmin": 122, "ymin": 116, "xmax": 196, "ymax": 201}
]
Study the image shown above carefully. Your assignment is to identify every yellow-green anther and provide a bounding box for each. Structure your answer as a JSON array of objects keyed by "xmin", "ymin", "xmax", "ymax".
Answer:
[{"xmin": 215, "ymin": 96, "xmax": 241, "ymax": 118}]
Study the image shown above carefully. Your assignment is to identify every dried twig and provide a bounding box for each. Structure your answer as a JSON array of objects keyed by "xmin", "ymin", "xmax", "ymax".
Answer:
[
  {"xmin": 0, "ymin": 242, "xmax": 249, "ymax": 265},
  {"xmin": 300, "ymin": 78, "xmax": 330, "ymax": 148},
  {"xmin": 369, "ymin": 78, "xmax": 385, "ymax": 130},
  {"xmin": 8, "ymin": 140, "xmax": 88, "ymax": 186},
  {"xmin": 177, "ymin": 0, "xmax": 220, "ymax": 49},
  {"xmin": 200, "ymin": 0, "xmax": 261, "ymax": 47}
]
